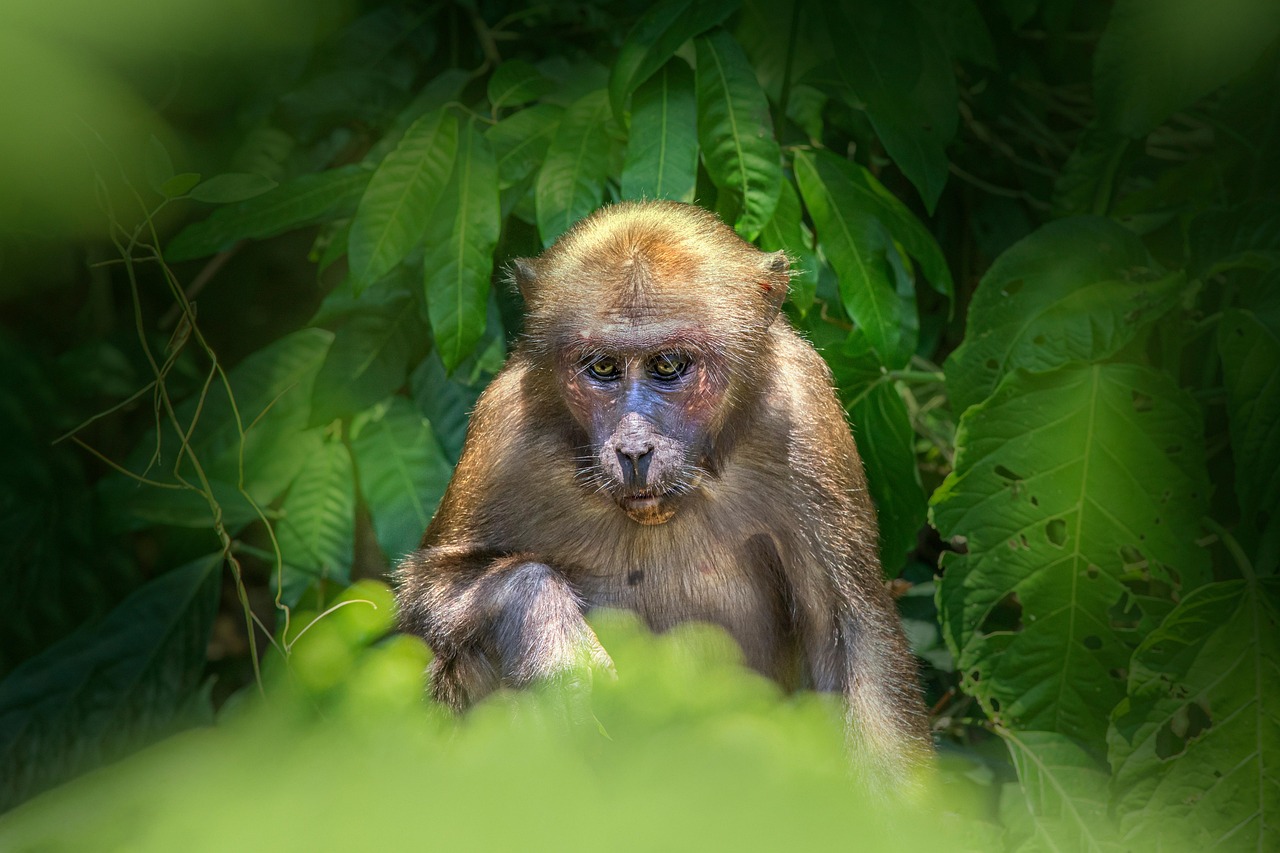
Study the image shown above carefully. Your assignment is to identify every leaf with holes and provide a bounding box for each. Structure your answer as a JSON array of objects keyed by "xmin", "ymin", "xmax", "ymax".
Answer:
[
  {"xmin": 695, "ymin": 30, "xmax": 782, "ymax": 241},
  {"xmin": 621, "ymin": 59, "xmax": 697, "ymax": 204},
  {"xmin": 166, "ymin": 165, "xmax": 370, "ymax": 261},
  {"xmin": 352, "ymin": 398, "xmax": 453, "ymax": 561},
  {"xmin": 998, "ymin": 730, "xmax": 1125, "ymax": 852},
  {"xmin": 275, "ymin": 439, "xmax": 355, "ymax": 606},
  {"xmin": 1108, "ymin": 578, "xmax": 1280, "ymax": 850},
  {"xmin": 0, "ymin": 554, "xmax": 219, "ymax": 811},
  {"xmin": 931, "ymin": 363, "xmax": 1212, "ymax": 748},
  {"xmin": 607, "ymin": 0, "xmax": 738, "ymax": 119},
  {"xmin": 535, "ymin": 90, "xmax": 614, "ymax": 246},
  {"xmin": 425, "ymin": 119, "xmax": 500, "ymax": 373},
  {"xmin": 945, "ymin": 217, "xmax": 1186, "ymax": 414},
  {"xmin": 348, "ymin": 109, "xmax": 458, "ymax": 293},
  {"xmin": 795, "ymin": 150, "xmax": 914, "ymax": 368}
]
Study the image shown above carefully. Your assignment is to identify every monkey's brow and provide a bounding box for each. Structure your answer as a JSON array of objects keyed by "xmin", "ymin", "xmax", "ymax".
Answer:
[{"xmin": 572, "ymin": 325, "xmax": 711, "ymax": 354}]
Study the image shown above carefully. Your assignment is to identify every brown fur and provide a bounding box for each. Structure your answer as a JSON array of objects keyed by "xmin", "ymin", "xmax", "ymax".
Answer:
[{"xmin": 396, "ymin": 201, "xmax": 931, "ymax": 786}]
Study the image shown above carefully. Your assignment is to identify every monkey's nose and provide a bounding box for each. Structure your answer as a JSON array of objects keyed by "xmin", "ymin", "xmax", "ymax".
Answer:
[{"xmin": 616, "ymin": 447, "xmax": 653, "ymax": 489}]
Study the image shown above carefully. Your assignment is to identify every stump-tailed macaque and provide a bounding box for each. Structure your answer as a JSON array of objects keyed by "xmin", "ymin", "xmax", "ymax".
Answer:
[{"xmin": 396, "ymin": 200, "xmax": 930, "ymax": 784}]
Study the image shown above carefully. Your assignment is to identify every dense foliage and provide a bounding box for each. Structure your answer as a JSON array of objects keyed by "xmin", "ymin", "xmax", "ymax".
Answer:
[{"xmin": 1, "ymin": 0, "xmax": 1277, "ymax": 849}]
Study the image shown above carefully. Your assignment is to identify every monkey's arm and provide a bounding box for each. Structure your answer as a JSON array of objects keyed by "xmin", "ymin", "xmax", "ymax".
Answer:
[{"xmin": 395, "ymin": 367, "xmax": 611, "ymax": 711}]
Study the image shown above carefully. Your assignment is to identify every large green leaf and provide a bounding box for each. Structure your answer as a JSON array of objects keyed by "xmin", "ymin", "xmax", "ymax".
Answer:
[
  {"xmin": 944, "ymin": 217, "xmax": 1185, "ymax": 414},
  {"xmin": 535, "ymin": 89, "xmax": 614, "ymax": 246},
  {"xmin": 410, "ymin": 352, "xmax": 485, "ymax": 463},
  {"xmin": 998, "ymin": 730, "xmax": 1125, "ymax": 852},
  {"xmin": 932, "ymin": 364, "xmax": 1212, "ymax": 747},
  {"xmin": 352, "ymin": 397, "xmax": 453, "ymax": 561},
  {"xmin": 487, "ymin": 104, "xmax": 563, "ymax": 189},
  {"xmin": 275, "ymin": 439, "xmax": 355, "ymax": 606},
  {"xmin": 0, "ymin": 554, "xmax": 219, "ymax": 811},
  {"xmin": 1109, "ymin": 578, "xmax": 1280, "ymax": 850},
  {"xmin": 1095, "ymin": 0, "xmax": 1280, "ymax": 138},
  {"xmin": 607, "ymin": 0, "xmax": 739, "ymax": 119},
  {"xmin": 309, "ymin": 297, "xmax": 427, "ymax": 426},
  {"xmin": 823, "ymin": 1, "xmax": 957, "ymax": 212},
  {"xmin": 795, "ymin": 150, "xmax": 914, "ymax": 368},
  {"xmin": 425, "ymin": 118, "xmax": 501, "ymax": 373},
  {"xmin": 348, "ymin": 109, "xmax": 458, "ymax": 293},
  {"xmin": 827, "ymin": 330, "xmax": 927, "ymax": 572},
  {"xmin": 620, "ymin": 59, "xmax": 697, "ymax": 203},
  {"xmin": 1219, "ymin": 306, "xmax": 1280, "ymax": 527},
  {"xmin": 694, "ymin": 30, "xmax": 781, "ymax": 240},
  {"xmin": 165, "ymin": 165, "xmax": 370, "ymax": 262}
]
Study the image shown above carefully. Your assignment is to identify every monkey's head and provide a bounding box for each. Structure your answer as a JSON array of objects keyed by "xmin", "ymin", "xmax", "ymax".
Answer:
[{"xmin": 511, "ymin": 201, "xmax": 790, "ymax": 525}]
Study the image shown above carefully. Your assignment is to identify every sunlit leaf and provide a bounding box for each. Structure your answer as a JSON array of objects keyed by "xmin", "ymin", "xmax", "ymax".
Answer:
[
  {"xmin": 426, "ymin": 118, "xmax": 500, "ymax": 373},
  {"xmin": 0, "ymin": 554, "xmax": 219, "ymax": 811},
  {"xmin": 620, "ymin": 59, "xmax": 697, "ymax": 203},
  {"xmin": 348, "ymin": 109, "xmax": 458, "ymax": 293},
  {"xmin": 944, "ymin": 217, "xmax": 1186, "ymax": 413},
  {"xmin": 759, "ymin": 180, "xmax": 818, "ymax": 314},
  {"xmin": 1095, "ymin": 0, "xmax": 1280, "ymax": 137},
  {"xmin": 795, "ymin": 150, "xmax": 913, "ymax": 367},
  {"xmin": 276, "ymin": 439, "xmax": 355, "ymax": 605},
  {"xmin": 535, "ymin": 89, "xmax": 613, "ymax": 246},
  {"xmin": 607, "ymin": 0, "xmax": 738, "ymax": 119},
  {"xmin": 166, "ymin": 165, "xmax": 370, "ymax": 262},
  {"xmin": 352, "ymin": 398, "xmax": 453, "ymax": 561},
  {"xmin": 932, "ymin": 363, "xmax": 1212, "ymax": 747},
  {"xmin": 695, "ymin": 30, "xmax": 781, "ymax": 240},
  {"xmin": 823, "ymin": 1, "xmax": 957, "ymax": 212},
  {"xmin": 1109, "ymin": 578, "xmax": 1280, "ymax": 849}
]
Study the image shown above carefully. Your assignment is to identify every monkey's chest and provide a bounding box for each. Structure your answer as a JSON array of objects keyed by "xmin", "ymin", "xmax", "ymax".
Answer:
[{"xmin": 567, "ymin": 531, "xmax": 795, "ymax": 678}]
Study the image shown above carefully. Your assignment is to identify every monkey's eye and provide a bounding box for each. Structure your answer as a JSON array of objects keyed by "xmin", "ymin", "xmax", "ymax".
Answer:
[
  {"xmin": 587, "ymin": 357, "xmax": 621, "ymax": 380},
  {"xmin": 649, "ymin": 354, "xmax": 688, "ymax": 381}
]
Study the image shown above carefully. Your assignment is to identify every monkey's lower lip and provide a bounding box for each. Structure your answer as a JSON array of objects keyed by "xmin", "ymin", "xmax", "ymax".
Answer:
[{"xmin": 621, "ymin": 492, "xmax": 661, "ymax": 508}]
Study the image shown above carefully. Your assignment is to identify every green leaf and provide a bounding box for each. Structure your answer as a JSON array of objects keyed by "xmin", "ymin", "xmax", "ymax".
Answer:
[
  {"xmin": 759, "ymin": 180, "xmax": 818, "ymax": 314},
  {"xmin": 352, "ymin": 397, "xmax": 453, "ymax": 561},
  {"xmin": 1095, "ymin": 0, "xmax": 1280, "ymax": 138},
  {"xmin": 348, "ymin": 109, "xmax": 458, "ymax": 293},
  {"xmin": 795, "ymin": 150, "xmax": 914, "ymax": 367},
  {"xmin": 0, "ymin": 554, "xmax": 219, "ymax": 811},
  {"xmin": 932, "ymin": 364, "xmax": 1212, "ymax": 746},
  {"xmin": 1219, "ymin": 307, "xmax": 1280, "ymax": 521},
  {"xmin": 620, "ymin": 59, "xmax": 698, "ymax": 203},
  {"xmin": 829, "ymin": 332, "xmax": 927, "ymax": 572},
  {"xmin": 188, "ymin": 172, "xmax": 278, "ymax": 204},
  {"xmin": 1051, "ymin": 123, "xmax": 1131, "ymax": 218},
  {"xmin": 823, "ymin": 1, "xmax": 958, "ymax": 212},
  {"xmin": 944, "ymin": 217, "xmax": 1185, "ymax": 413},
  {"xmin": 310, "ymin": 297, "xmax": 427, "ymax": 426},
  {"xmin": 535, "ymin": 90, "xmax": 614, "ymax": 246},
  {"xmin": 160, "ymin": 172, "xmax": 201, "ymax": 199},
  {"xmin": 1189, "ymin": 202, "xmax": 1280, "ymax": 279},
  {"xmin": 487, "ymin": 104, "xmax": 563, "ymax": 189},
  {"xmin": 607, "ymin": 0, "xmax": 739, "ymax": 119},
  {"xmin": 426, "ymin": 119, "xmax": 501, "ymax": 373},
  {"xmin": 410, "ymin": 351, "xmax": 485, "ymax": 463},
  {"xmin": 275, "ymin": 439, "xmax": 355, "ymax": 605},
  {"xmin": 998, "ymin": 730, "xmax": 1125, "ymax": 852},
  {"xmin": 165, "ymin": 165, "xmax": 370, "ymax": 262},
  {"xmin": 488, "ymin": 59, "xmax": 554, "ymax": 110},
  {"xmin": 1109, "ymin": 578, "xmax": 1280, "ymax": 849},
  {"xmin": 694, "ymin": 30, "xmax": 782, "ymax": 240}
]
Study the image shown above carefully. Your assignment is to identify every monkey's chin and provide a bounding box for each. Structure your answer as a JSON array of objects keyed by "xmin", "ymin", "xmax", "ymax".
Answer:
[{"xmin": 619, "ymin": 494, "xmax": 677, "ymax": 526}]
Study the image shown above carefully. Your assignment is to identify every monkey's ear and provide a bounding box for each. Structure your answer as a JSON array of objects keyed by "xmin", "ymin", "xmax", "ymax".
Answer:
[
  {"xmin": 509, "ymin": 258, "xmax": 538, "ymax": 303},
  {"xmin": 758, "ymin": 250, "xmax": 791, "ymax": 319}
]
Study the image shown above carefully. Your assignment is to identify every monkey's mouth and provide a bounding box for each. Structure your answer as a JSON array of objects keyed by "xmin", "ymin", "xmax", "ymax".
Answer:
[{"xmin": 618, "ymin": 491, "xmax": 676, "ymax": 525}]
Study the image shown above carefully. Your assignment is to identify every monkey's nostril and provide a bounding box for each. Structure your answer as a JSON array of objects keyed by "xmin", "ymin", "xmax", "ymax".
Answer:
[{"xmin": 634, "ymin": 448, "xmax": 652, "ymax": 484}]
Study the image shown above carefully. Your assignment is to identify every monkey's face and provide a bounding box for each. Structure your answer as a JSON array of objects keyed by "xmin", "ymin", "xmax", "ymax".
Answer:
[{"xmin": 559, "ymin": 339, "xmax": 728, "ymax": 526}]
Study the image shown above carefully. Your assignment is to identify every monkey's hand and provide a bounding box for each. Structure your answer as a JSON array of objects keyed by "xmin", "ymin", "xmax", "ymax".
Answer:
[{"xmin": 415, "ymin": 559, "xmax": 614, "ymax": 711}]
